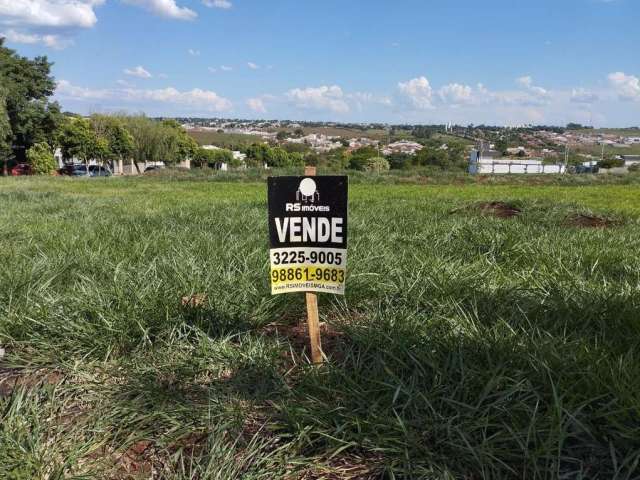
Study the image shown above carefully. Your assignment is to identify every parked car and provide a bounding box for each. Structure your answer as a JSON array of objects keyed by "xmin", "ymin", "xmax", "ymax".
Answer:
[
  {"xmin": 11, "ymin": 163, "xmax": 33, "ymax": 176},
  {"xmin": 574, "ymin": 165, "xmax": 600, "ymax": 174},
  {"xmin": 144, "ymin": 165, "xmax": 165, "ymax": 173},
  {"xmin": 89, "ymin": 165, "xmax": 112, "ymax": 177},
  {"xmin": 59, "ymin": 164, "xmax": 88, "ymax": 176},
  {"xmin": 59, "ymin": 164, "xmax": 113, "ymax": 177}
]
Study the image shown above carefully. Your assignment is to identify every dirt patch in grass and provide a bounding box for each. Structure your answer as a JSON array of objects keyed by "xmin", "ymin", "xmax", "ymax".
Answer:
[
  {"xmin": 0, "ymin": 367, "xmax": 64, "ymax": 397},
  {"xmin": 451, "ymin": 201, "xmax": 521, "ymax": 218},
  {"xmin": 262, "ymin": 322, "xmax": 345, "ymax": 363},
  {"xmin": 564, "ymin": 214, "xmax": 621, "ymax": 228},
  {"xmin": 180, "ymin": 293, "xmax": 207, "ymax": 308},
  {"xmin": 298, "ymin": 451, "xmax": 385, "ymax": 480}
]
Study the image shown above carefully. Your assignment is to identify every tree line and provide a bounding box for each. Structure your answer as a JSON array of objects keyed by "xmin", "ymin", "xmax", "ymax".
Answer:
[
  {"xmin": 0, "ymin": 39, "xmax": 204, "ymax": 175},
  {"xmin": 1, "ymin": 37, "xmax": 470, "ymax": 175}
]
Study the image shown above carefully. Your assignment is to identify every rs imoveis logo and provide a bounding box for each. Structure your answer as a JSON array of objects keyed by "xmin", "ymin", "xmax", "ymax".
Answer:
[
  {"xmin": 296, "ymin": 177, "xmax": 319, "ymax": 203},
  {"xmin": 286, "ymin": 178, "xmax": 329, "ymax": 212}
]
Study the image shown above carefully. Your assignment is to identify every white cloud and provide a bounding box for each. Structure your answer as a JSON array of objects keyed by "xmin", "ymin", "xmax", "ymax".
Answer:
[
  {"xmin": 286, "ymin": 85, "xmax": 350, "ymax": 114},
  {"xmin": 0, "ymin": 0, "xmax": 103, "ymax": 48},
  {"xmin": 438, "ymin": 83, "xmax": 474, "ymax": 105},
  {"xmin": 398, "ymin": 76, "xmax": 433, "ymax": 109},
  {"xmin": 56, "ymin": 80, "xmax": 232, "ymax": 112},
  {"xmin": 220, "ymin": 65, "xmax": 233, "ymax": 71},
  {"xmin": 515, "ymin": 75, "xmax": 549, "ymax": 98},
  {"xmin": 516, "ymin": 76, "xmax": 533, "ymax": 88},
  {"xmin": 608, "ymin": 72, "xmax": 640, "ymax": 101},
  {"xmin": 56, "ymin": 79, "xmax": 109, "ymax": 99},
  {"xmin": 122, "ymin": 87, "xmax": 232, "ymax": 111},
  {"xmin": 0, "ymin": 0, "xmax": 103, "ymax": 28},
  {"xmin": 571, "ymin": 88, "xmax": 599, "ymax": 104},
  {"xmin": 202, "ymin": 0, "xmax": 232, "ymax": 8},
  {"xmin": 247, "ymin": 62, "xmax": 259, "ymax": 70},
  {"xmin": 0, "ymin": 28, "xmax": 71, "ymax": 49},
  {"xmin": 124, "ymin": 65, "xmax": 152, "ymax": 78},
  {"xmin": 247, "ymin": 97, "xmax": 266, "ymax": 113},
  {"xmin": 188, "ymin": 48, "xmax": 200, "ymax": 56},
  {"xmin": 347, "ymin": 91, "xmax": 392, "ymax": 111},
  {"xmin": 122, "ymin": 0, "xmax": 196, "ymax": 20}
]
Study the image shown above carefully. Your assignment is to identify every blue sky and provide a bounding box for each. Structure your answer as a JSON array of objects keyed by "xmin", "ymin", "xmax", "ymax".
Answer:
[{"xmin": 2, "ymin": 0, "xmax": 639, "ymax": 126}]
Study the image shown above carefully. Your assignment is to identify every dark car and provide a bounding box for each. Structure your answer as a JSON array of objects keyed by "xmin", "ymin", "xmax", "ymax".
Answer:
[
  {"xmin": 89, "ymin": 165, "xmax": 112, "ymax": 177},
  {"xmin": 144, "ymin": 165, "xmax": 165, "ymax": 173},
  {"xmin": 11, "ymin": 163, "xmax": 33, "ymax": 176},
  {"xmin": 574, "ymin": 164, "xmax": 599, "ymax": 174},
  {"xmin": 59, "ymin": 164, "xmax": 88, "ymax": 176}
]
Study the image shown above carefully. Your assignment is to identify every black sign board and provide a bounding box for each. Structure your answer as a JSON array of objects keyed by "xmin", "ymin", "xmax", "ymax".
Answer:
[{"xmin": 267, "ymin": 175, "xmax": 348, "ymax": 294}]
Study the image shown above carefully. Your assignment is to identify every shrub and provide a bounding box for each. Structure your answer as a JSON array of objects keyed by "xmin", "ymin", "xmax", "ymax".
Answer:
[
  {"xmin": 598, "ymin": 157, "xmax": 624, "ymax": 169},
  {"xmin": 26, "ymin": 142, "xmax": 56, "ymax": 174},
  {"xmin": 364, "ymin": 156, "xmax": 390, "ymax": 173}
]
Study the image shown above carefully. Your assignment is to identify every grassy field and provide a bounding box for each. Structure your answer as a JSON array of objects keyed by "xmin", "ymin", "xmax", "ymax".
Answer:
[
  {"xmin": 574, "ymin": 128, "xmax": 640, "ymax": 138},
  {"xmin": 188, "ymin": 130, "xmax": 265, "ymax": 148},
  {"xmin": 574, "ymin": 143, "xmax": 640, "ymax": 157},
  {"xmin": 1, "ymin": 174, "xmax": 640, "ymax": 479}
]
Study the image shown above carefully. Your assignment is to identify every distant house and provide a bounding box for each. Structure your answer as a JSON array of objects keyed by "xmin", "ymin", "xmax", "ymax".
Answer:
[
  {"xmin": 621, "ymin": 155, "xmax": 640, "ymax": 166},
  {"xmin": 348, "ymin": 137, "xmax": 379, "ymax": 149},
  {"xmin": 505, "ymin": 146, "xmax": 527, "ymax": 156},
  {"xmin": 469, "ymin": 150, "xmax": 566, "ymax": 174},
  {"xmin": 382, "ymin": 140, "xmax": 423, "ymax": 156}
]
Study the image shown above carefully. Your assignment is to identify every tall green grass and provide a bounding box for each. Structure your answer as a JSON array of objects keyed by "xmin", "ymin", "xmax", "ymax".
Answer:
[{"xmin": 1, "ymin": 176, "xmax": 639, "ymax": 478}]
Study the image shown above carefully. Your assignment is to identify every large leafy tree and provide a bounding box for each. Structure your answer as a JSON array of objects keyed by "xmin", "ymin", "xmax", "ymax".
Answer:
[
  {"xmin": 0, "ymin": 88, "xmax": 11, "ymax": 175},
  {"xmin": 58, "ymin": 117, "xmax": 99, "ymax": 165},
  {"xmin": 90, "ymin": 114, "xmax": 134, "ymax": 169},
  {"xmin": 26, "ymin": 142, "xmax": 56, "ymax": 174},
  {"xmin": 123, "ymin": 115, "xmax": 169, "ymax": 173},
  {"xmin": 0, "ymin": 38, "xmax": 63, "ymax": 164},
  {"xmin": 160, "ymin": 119, "xmax": 198, "ymax": 165}
]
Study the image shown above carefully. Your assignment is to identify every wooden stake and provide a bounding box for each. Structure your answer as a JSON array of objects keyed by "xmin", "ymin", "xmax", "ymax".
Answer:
[{"xmin": 304, "ymin": 165, "xmax": 323, "ymax": 364}]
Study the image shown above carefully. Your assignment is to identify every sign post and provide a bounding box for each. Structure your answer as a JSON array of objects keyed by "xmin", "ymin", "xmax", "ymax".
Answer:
[
  {"xmin": 267, "ymin": 167, "xmax": 348, "ymax": 364},
  {"xmin": 304, "ymin": 166, "xmax": 322, "ymax": 364}
]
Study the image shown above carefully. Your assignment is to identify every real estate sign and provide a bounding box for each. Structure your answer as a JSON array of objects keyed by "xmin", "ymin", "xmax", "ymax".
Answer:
[{"xmin": 267, "ymin": 175, "xmax": 348, "ymax": 295}]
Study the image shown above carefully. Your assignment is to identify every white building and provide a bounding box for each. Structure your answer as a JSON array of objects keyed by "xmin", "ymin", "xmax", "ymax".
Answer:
[
  {"xmin": 382, "ymin": 140, "xmax": 423, "ymax": 156},
  {"xmin": 287, "ymin": 134, "xmax": 342, "ymax": 153},
  {"xmin": 348, "ymin": 137, "xmax": 379, "ymax": 149},
  {"xmin": 469, "ymin": 150, "xmax": 566, "ymax": 175}
]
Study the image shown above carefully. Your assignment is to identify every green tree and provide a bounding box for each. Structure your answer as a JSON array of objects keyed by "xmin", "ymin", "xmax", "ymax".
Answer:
[
  {"xmin": 122, "ymin": 115, "xmax": 168, "ymax": 173},
  {"xmin": 0, "ymin": 88, "xmax": 11, "ymax": 175},
  {"xmin": 106, "ymin": 122, "xmax": 134, "ymax": 168},
  {"xmin": 245, "ymin": 143, "xmax": 270, "ymax": 163},
  {"xmin": 599, "ymin": 156, "xmax": 624, "ymax": 169},
  {"xmin": 276, "ymin": 130, "xmax": 288, "ymax": 141},
  {"xmin": 193, "ymin": 147, "xmax": 238, "ymax": 168},
  {"xmin": 212, "ymin": 148, "xmax": 236, "ymax": 167},
  {"xmin": 58, "ymin": 117, "xmax": 98, "ymax": 174},
  {"xmin": 26, "ymin": 142, "xmax": 56, "ymax": 174},
  {"xmin": 414, "ymin": 148, "xmax": 450, "ymax": 169},
  {"xmin": 288, "ymin": 152, "xmax": 305, "ymax": 167},
  {"xmin": 365, "ymin": 156, "xmax": 390, "ymax": 173},
  {"xmin": 265, "ymin": 146, "xmax": 290, "ymax": 167},
  {"xmin": 386, "ymin": 152, "xmax": 411, "ymax": 170},
  {"xmin": 90, "ymin": 114, "xmax": 134, "ymax": 166},
  {"xmin": 348, "ymin": 146, "xmax": 378, "ymax": 170},
  {"xmin": 281, "ymin": 142, "xmax": 310, "ymax": 154},
  {"xmin": 0, "ymin": 38, "xmax": 62, "ymax": 163},
  {"xmin": 161, "ymin": 120, "xmax": 198, "ymax": 165},
  {"xmin": 193, "ymin": 147, "xmax": 217, "ymax": 168}
]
